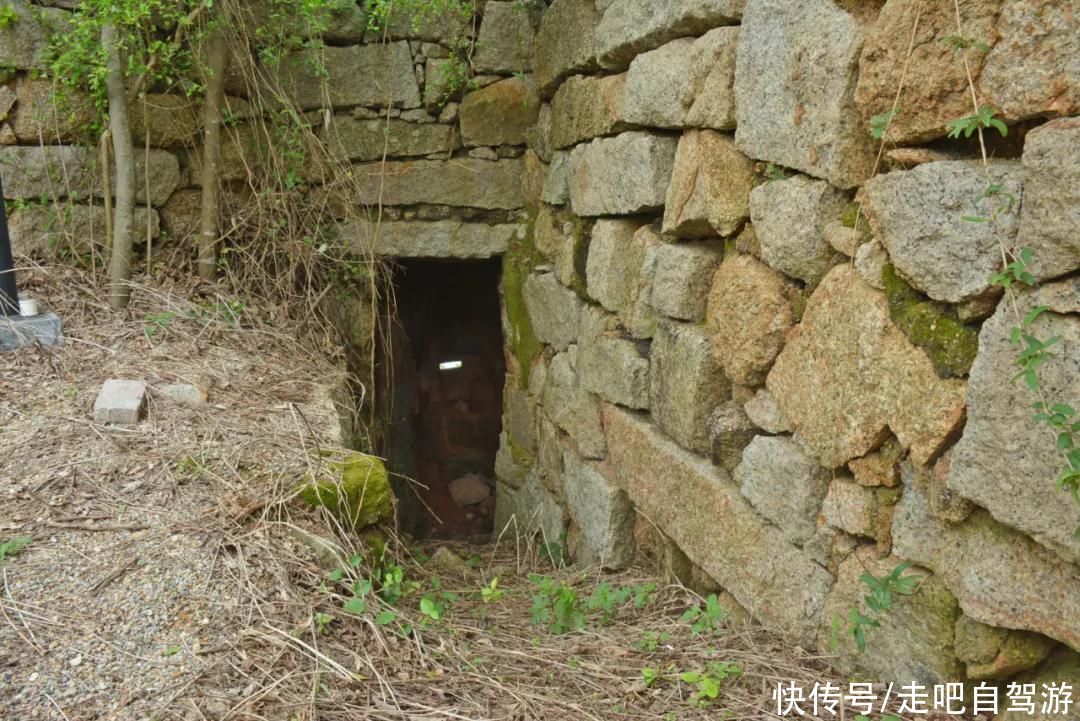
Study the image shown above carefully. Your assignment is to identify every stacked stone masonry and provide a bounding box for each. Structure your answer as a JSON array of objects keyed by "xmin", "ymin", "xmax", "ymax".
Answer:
[{"xmin": 5, "ymin": 0, "xmax": 1078, "ymax": 686}]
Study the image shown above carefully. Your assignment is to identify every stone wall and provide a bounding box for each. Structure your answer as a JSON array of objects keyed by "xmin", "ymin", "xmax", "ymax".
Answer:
[
  {"xmin": 493, "ymin": 0, "xmax": 1079, "ymax": 688},
  {"xmin": 4, "ymin": 0, "xmax": 1078, "ymax": 687}
]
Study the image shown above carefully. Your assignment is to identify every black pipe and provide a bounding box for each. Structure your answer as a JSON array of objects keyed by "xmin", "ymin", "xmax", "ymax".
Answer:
[{"xmin": 0, "ymin": 172, "xmax": 18, "ymax": 316}]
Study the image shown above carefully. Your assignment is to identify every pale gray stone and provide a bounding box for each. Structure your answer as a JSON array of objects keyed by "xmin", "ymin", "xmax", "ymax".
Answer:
[
  {"xmin": 524, "ymin": 272, "xmax": 584, "ymax": 351},
  {"xmin": 0, "ymin": 312, "xmax": 63, "ymax": 352},
  {"xmin": 622, "ymin": 38, "xmax": 700, "ymax": 128},
  {"xmin": 750, "ymin": 175, "xmax": 847, "ymax": 284},
  {"xmin": 321, "ymin": 117, "xmax": 457, "ymax": 162},
  {"xmin": 854, "ymin": 237, "xmax": 888, "ymax": 290},
  {"xmin": 568, "ymin": 132, "xmax": 677, "ymax": 216},
  {"xmin": 157, "ymin": 383, "xmax": 207, "ymax": 405},
  {"xmin": 94, "ymin": 380, "xmax": 147, "ymax": 425},
  {"xmin": 352, "ymin": 158, "xmax": 523, "ymax": 209},
  {"xmin": 0, "ymin": 146, "xmax": 94, "ymax": 200},
  {"xmin": 737, "ymin": 435, "xmax": 829, "ymax": 546},
  {"xmin": 604, "ymin": 406, "xmax": 834, "ymax": 647},
  {"xmin": 650, "ymin": 320, "xmax": 730, "ymax": 454},
  {"xmin": 541, "ymin": 151, "xmax": 572, "ymax": 205},
  {"xmin": 863, "ymin": 161, "xmax": 1025, "ymax": 304},
  {"xmin": 121, "ymin": 150, "xmax": 182, "ymax": 206},
  {"xmin": 280, "ymin": 42, "xmax": 422, "ymax": 110},
  {"xmin": 474, "ymin": 1, "xmax": 536, "ymax": 74},
  {"xmin": 1016, "ymin": 117, "xmax": 1080, "ymax": 281},
  {"xmin": 624, "ymin": 225, "xmax": 664, "ymax": 339},
  {"xmin": 707, "ymin": 401, "xmax": 756, "ymax": 472},
  {"xmin": 649, "ymin": 242, "xmax": 723, "ymax": 321},
  {"xmin": 563, "ymin": 450, "xmax": 635, "ymax": 568},
  {"xmin": 585, "ymin": 218, "xmax": 648, "ymax": 316},
  {"xmin": 822, "ymin": 478, "xmax": 877, "ymax": 539},
  {"xmin": 577, "ymin": 334, "xmax": 650, "ymax": 409},
  {"xmin": 10, "ymin": 205, "xmax": 159, "ymax": 257},
  {"xmin": 342, "ymin": 220, "xmax": 517, "ymax": 258},
  {"xmin": 947, "ymin": 277, "xmax": 1080, "ymax": 563},
  {"xmin": 892, "ymin": 482, "xmax": 1080, "ymax": 652},
  {"xmin": 594, "ymin": 0, "xmax": 742, "ymax": 71},
  {"xmin": 743, "ymin": 388, "xmax": 792, "ymax": 434},
  {"xmin": 495, "ymin": 431, "xmax": 530, "ymax": 488},
  {"xmin": 734, "ymin": 0, "xmax": 875, "ymax": 188},
  {"xmin": 542, "ymin": 350, "xmax": 606, "ymax": 459},
  {"xmin": 494, "ymin": 469, "xmax": 567, "ymax": 542},
  {"xmin": 534, "ymin": 0, "xmax": 601, "ymax": 97},
  {"xmin": 549, "ymin": 73, "xmax": 630, "ymax": 149},
  {"xmin": 685, "ymin": 27, "xmax": 740, "ymax": 130}
]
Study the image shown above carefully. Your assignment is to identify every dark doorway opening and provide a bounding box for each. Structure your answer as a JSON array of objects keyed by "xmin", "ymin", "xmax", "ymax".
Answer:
[{"xmin": 384, "ymin": 258, "xmax": 505, "ymax": 539}]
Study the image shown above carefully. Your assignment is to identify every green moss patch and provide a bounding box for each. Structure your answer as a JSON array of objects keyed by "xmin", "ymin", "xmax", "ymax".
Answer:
[
  {"xmin": 299, "ymin": 451, "xmax": 392, "ymax": 529},
  {"xmin": 502, "ymin": 214, "xmax": 544, "ymax": 389},
  {"xmin": 882, "ymin": 264, "xmax": 979, "ymax": 379}
]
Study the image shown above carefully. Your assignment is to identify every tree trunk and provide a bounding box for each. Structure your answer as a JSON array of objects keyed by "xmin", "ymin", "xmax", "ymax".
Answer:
[
  {"xmin": 198, "ymin": 26, "xmax": 229, "ymax": 282},
  {"xmin": 103, "ymin": 23, "xmax": 135, "ymax": 310}
]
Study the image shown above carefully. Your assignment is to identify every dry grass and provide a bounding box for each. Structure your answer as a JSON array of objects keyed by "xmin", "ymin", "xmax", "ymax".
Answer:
[{"xmin": 1, "ymin": 264, "xmax": 844, "ymax": 721}]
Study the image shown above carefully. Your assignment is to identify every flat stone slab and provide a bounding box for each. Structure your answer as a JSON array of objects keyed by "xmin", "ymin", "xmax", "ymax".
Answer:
[
  {"xmin": 0, "ymin": 312, "xmax": 63, "ymax": 351},
  {"xmin": 94, "ymin": 380, "xmax": 147, "ymax": 425}
]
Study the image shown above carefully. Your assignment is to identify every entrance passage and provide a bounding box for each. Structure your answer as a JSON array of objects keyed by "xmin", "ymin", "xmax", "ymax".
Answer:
[{"xmin": 389, "ymin": 259, "xmax": 505, "ymax": 538}]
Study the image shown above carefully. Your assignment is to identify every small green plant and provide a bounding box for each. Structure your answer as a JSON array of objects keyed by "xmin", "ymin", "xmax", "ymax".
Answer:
[
  {"xmin": 869, "ymin": 109, "xmax": 898, "ymax": 140},
  {"xmin": 143, "ymin": 311, "xmax": 176, "ymax": 340},
  {"xmin": 0, "ymin": 536, "xmax": 31, "ymax": 562},
  {"xmin": 942, "ymin": 35, "xmax": 989, "ymax": 53},
  {"xmin": 419, "ymin": 577, "xmax": 459, "ymax": 623},
  {"xmin": 537, "ymin": 539, "xmax": 565, "ymax": 567},
  {"xmin": 480, "ymin": 577, "xmax": 504, "ymax": 603},
  {"xmin": 314, "ymin": 612, "xmax": 334, "ymax": 634},
  {"xmin": 585, "ymin": 582, "xmax": 631, "ymax": 625},
  {"xmin": 641, "ymin": 666, "xmax": 662, "ymax": 687},
  {"xmin": 839, "ymin": 562, "xmax": 919, "ymax": 652},
  {"xmin": 636, "ymin": 630, "xmax": 671, "ymax": 652},
  {"xmin": 528, "ymin": 574, "xmax": 585, "ymax": 634},
  {"xmin": 680, "ymin": 594, "xmax": 726, "ymax": 636},
  {"xmin": 763, "ymin": 162, "xmax": 787, "ymax": 182},
  {"xmin": 0, "ymin": 4, "xmax": 19, "ymax": 30},
  {"xmin": 679, "ymin": 662, "xmax": 741, "ymax": 707},
  {"xmin": 945, "ymin": 105, "xmax": 1007, "ymax": 139}
]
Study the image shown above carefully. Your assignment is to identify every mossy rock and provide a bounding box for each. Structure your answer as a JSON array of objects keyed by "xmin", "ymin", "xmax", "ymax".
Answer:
[
  {"xmin": 882, "ymin": 264, "xmax": 979, "ymax": 379},
  {"xmin": 299, "ymin": 452, "xmax": 392, "ymax": 529},
  {"xmin": 502, "ymin": 211, "xmax": 544, "ymax": 389}
]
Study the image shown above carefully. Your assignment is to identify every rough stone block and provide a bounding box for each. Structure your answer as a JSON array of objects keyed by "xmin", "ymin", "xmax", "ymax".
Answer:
[
  {"xmin": 706, "ymin": 254, "xmax": 795, "ymax": 386},
  {"xmin": 460, "ymin": 77, "xmax": 541, "ymax": 147},
  {"xmin": 684, "ymin": 27, "xmax": 739, "ymax": 130},
  {"xmin": 549, "ymin": 73, "xmax": 629, "ymax": 149},
  {"xmin": 854, "ymin": 237, "xmax": 888, "ymax": 290},
  {"xmin": 862, "ymin": 161, "xmax": 1024, "ymax": 304},
  {"xmin": 495, "ymin": 431, "xmax": 530, "ymax": 489},
  {"xmin": 663, "ymin": 129, "xmax": 755, "ymax": 238},
  {"xmin": 707, "ymin": 401, "xmax": 756, "ymax": 473},
  {"xmin": 11, "ymin": 79, "xmax": 96, "ymax": 144},
  {"xmin": 352, "ymin": 158, "xmax": 524, "ymax": 209},
  {"xmin": 650, "ymin": 242, "xmax": 723, "ymax": 322},
  {"xmin": 822, "ymin": 477, "xmax": 877, "ymax": 539},
  {"xmin": 279, "ymin": 42, "xmax": 422, "ymax": 110},
  {"xmin": 343, "ymin": 219, "xmax": 517, "ymax": 259},
  {"xmin": 568, "ymin": 131, "xmax": 677, "ymax": 216},
  {"xmin": 766, "ymin": 267, "xmax": 968, "ymax": 468},
  {"xmin": 534, "ymin": 0, "xmax": 601, "ymax": 97},
  {"xmin": 523, "ymin": 271, "xmax": 584, "ymax": 351},
  {"xmin": 749, "ymin": 174, "xmax": 847, "ymax": 285},
  {"xmin": 10, "ymin": 204, "xmax": 159, "ymax": 258},
  {"xmin": 821, "ymin": 547, "xmax": 962, "ymax": 684},
  {"xmin": 743, "ymin": 388, "xmax": 792, "ymax": 434},
  {"xmin": 0, "ymin": 1, "xmax": 68, "ymax": 71},
  {"xmin": 494, "ymin": 469, "xmax": 566, "ymax": 542},
  {"xmin": 623, "ymin": 225, "xmax": 664, "ymax": 340},
  {"xmin": 847, "ymin": 438, "xmax": 902, "ymax": 488},
  {"xmin": 585, "ymin": 218, "xmax": 648, "ymax": 316},
  {"xmin": 892, "ymin": 483, "xmax": 1080, "ymax": 652},
  {"xmin": 650, "ymin": 320, "xmax": 730, "ymax": 454},
  {"xmin": 947, "ymin": 277, "xmax": 1080, "ymax": 563},
  {"xmin": 734, "ymin": 0, "xmax": 876, "ymax": 188},
  {"xmin": 541, "ymin": 349, "xmax": 606, "ymax": 459},
  {"xmin": 0, "ymin": 146, "xmax": 94, "ymax": 200},
  {"xmin": 474, "ymin": 1, "xmax": 537, "ymax": 74},
  {"xmin": 1016, "ymin": 117, "xmax": 1080, "ymax": 282},
  {"xmin": 563, "ymin": 450, "xmax": 635, "ymax": 568},
  {"xmin": 603, "ymin": 406, "xmax": 834, "ymax": 647},
  {"xmin": 158, "ymin": 383, "xmax": 208, "ymax": 404},
  {"xmin": 622, "ymin": 38, "xmax": 699, "ymax": 129},
  {"xmin": 594, "ymin": 0, "xmax": 741, "ymax": 71},
  {"xmin": 321, "ymin": 117, "xmax": 457, "ymax": 162},
  {"xmin": 578, "ymin": 334, "xmax": 649, "ymax": 410},
  {"xmin": 94, "ymin": 380, "xmax": 148, "ymax": 425},
  {"xmin": 541, "ymin": 150, "xmax": 572, "ymax": 205},
  {"xmin": 0, "ymin": 312, "xmax": 64, "ymax": 352},
  {"xmin": 956, "ymin": 615, "xmax": 1056, "ymax": 681},
  {"xmin": 737, "ymin": 435, "xmax": 829, "ymax": 546}
]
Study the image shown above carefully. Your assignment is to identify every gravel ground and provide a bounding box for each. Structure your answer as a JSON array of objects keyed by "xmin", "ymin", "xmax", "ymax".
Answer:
[{"xmin": 0, "ymin": 267, "xmax": 355, "ymax": 720}]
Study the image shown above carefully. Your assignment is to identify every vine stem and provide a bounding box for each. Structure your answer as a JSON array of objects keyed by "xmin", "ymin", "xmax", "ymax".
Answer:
[{"xmin": 951, "ymin": 0, "xmax": 1077, "ymax": 516}]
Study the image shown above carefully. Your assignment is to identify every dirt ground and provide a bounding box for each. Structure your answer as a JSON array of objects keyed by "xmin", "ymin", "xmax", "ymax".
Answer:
[{"xmin": 2, "ymin": 265, "xmax": 850, "ymax": 721}]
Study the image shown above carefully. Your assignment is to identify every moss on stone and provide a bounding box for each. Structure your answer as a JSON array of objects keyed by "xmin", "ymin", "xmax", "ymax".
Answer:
[
  {"xmin": 882, "ymin": 264, "xmax": 979, "ymax": 379},
  {"xmin": 507, "ymin": 434, "xmax": 536, "ymax": 468},
  {"xmin": 299, "ymin": 451, "xmax": 392, "ymax": 529},
  {"xmin": 502, "ymin": 213, "xmax": 544, "ymax": 389},
  {"xmin": 840, "ymin": 201, "xmax": 862, "ymax": 229},
  {"xmin": 567, "ymin": 216, "xmax": 593, "ymax": 299}
]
